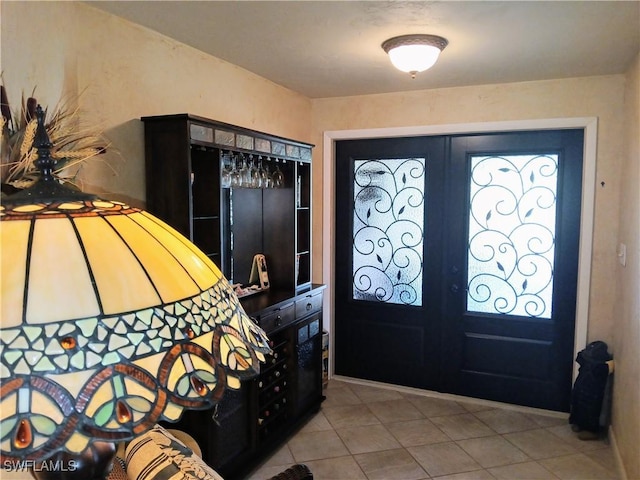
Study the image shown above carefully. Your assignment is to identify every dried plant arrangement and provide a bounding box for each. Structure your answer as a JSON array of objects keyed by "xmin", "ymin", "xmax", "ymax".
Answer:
[{"xmin": 0, "ymin": 83, "xmax": 108, "ymax": 194}]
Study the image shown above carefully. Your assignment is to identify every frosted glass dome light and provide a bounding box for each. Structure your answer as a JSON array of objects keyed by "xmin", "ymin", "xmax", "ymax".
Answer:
[{"xmin": 382, "ymin": 34, "xmax": 448, "ymax": 78}]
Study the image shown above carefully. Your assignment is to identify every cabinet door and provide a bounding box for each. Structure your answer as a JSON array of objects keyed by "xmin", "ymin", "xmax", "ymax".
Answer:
[
  {"xmin": 161, "ymin": 384, "xmax": 252, "ymax": 476},
  {"xmin": 207, "ymin": 385, "xmax": 253, "ymax": 475},
  {"xmin": 294, "ymin": 312, "xmax": 323, "ymax": 415}
]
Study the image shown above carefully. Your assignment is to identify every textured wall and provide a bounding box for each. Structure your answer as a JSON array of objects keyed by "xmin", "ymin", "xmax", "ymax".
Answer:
[
  {"xmin": 612, "ymin": 52, "xmax": 640, "ymax": 480},
  {"xmin": 1, "ymin": 1, "xmax": 312, "ymax": 207}
]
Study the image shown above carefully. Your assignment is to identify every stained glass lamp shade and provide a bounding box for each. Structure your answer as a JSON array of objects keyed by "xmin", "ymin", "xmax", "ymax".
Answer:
[{"xmin": 0, "ymin": 106, "xmax": 271, "ymax": 476}]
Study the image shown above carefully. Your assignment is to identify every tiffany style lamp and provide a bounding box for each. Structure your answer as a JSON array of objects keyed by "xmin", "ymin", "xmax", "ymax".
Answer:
[{"xmin": 0, "ymin": 106, "xmax": 271, "ymax": 479}]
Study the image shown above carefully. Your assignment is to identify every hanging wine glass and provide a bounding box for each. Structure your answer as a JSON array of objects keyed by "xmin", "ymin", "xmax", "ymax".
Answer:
[
  {"xmin": 220, "ymin": 151, "xmax": 232, "ymax": 188},
  {"xmin": 239, "ymin": 154, "xmax": 250, "ymax": 187},
  {"xmin": 249, "ymin": 155, "xmax": 261, "ymax": 188},
  {"xmin": 258, "ymin": 157, "xmax": 267, "ymax": 189},
  {"xmin": 263, "ymin": 162, "xmax": 273, "ymax": 189},
  {"xmin": 272, "ymin": 158, "xmax": 284, "ymax": 188},
  {"xmin": 230, "ymin": 153, "xmax": 241, "ymax": 188}
]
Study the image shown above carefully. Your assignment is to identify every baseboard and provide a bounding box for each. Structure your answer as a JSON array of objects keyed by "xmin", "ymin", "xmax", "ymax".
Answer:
[{"xmin": 608, "ymin": 425, "xmax": 628, "ymax": 480}]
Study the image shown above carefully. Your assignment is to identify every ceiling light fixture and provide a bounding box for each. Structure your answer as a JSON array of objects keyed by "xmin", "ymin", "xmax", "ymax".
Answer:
[{"xmin": 382, "ymin": 34, "xmax": 448, "ymax": 79}]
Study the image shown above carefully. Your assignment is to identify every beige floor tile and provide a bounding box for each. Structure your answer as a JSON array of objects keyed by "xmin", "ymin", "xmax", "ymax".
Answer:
[
  {"xmin": 257, "ymin": 381, "xmax": 619, "ymax": 480},
  {"xmin": 322, "ymin": 382, "xmax": 363, "ymax": 407},
  {"xmin": 430, "ymin": 413, "xmax": 496, "ymax": 440},
  {"xmin": 406, "ymin": 395, "xmax": 468, "ymax": 417},
  {"xmin": 584, "ymin": 446, "xmax": 620, "ymax": 474},
  {"xmin": 350, "ymin": 383, "xmax": 405, "ymax": 403},
  {"xmin": 546, "ymin": 424, "xmax": 610, "ymax": 452},
  {"xmin": 456, "ymin": 400, "xmax": 496, "ymax": 414},
  {"xmin": 488, "ymin": 460, "xmax": 560, "ymax": 479},
  {"xmin": 386, "ymin": 418, "xmax": 451, "ymax": 447},
  {"xmin": 367, "ymin": 398, "xmax": 425, "ymax": 424},
  {"xmin": 354, "ymin": 448, "xmax": 429, "ymax": 480},
  {"xmin": 299, "ymin": 411, "xmax": 334, "ymax": 433},
  {"xmin": 259, "ymin": 443, "xmax": 295, "ymax": 467},
  {"xmin": 287, "ymin": 429, "xmax": 350, "ymax": 462},
  {"xmin": 473, "ymin": 408, "xmax": 539, "ymax": 434},
  {"xmin": 337, "ymin": 423, "xmax": 402, "ymax": 455},
  {"xmin": 540, "ymin": 452, "xmax": 619, "ymax": 480},
  {"xmin": 523, "ymin": 411, "xmax": 568, "ymax": 428},
  {"xmin": 304, "ymin": 455, "xmax": 368, "ymax": 479},
  {"xmin": 433, "ymin": 470, "xmax": 497, "ymax": 480},
  {"xmin": 458, "ymin": 435, "xmax": 530, "ymax": 468},
  {"xmin": 323, "ymin": 404, "xmax": 381, "ymax": 429},
  {"xmin": 408, "ymin": 441, "xmax": 482, "ymax": 477},
  {"xmin": 503, "ymin": 428, "xmax": 578, "ymax": 460}
]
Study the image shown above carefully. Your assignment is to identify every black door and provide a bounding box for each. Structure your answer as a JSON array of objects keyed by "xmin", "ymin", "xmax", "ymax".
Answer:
[
  {"xmin": 334, "ymin": 129, "xmax": 584, "ymax": 411},
  {"xmin": 334, "ymin": 136, "xmax": 447, "ymax": 390}
]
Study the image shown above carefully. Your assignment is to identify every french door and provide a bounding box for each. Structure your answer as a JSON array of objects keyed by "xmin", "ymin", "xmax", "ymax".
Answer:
[{"xmin": 334, "ymin": 129, "xmax": 584, "ymax": 411}]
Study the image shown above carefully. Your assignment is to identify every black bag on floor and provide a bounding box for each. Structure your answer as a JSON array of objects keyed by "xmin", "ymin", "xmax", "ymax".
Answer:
[{"xmin": 569, "ymin": 341, "xmax": 612, "ymax": 433}]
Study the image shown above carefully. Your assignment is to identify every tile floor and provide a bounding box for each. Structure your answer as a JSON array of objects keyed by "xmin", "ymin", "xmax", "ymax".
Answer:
[{"xmin": 248, "ymin": 379, "xmax": 619, "ymax": 480}]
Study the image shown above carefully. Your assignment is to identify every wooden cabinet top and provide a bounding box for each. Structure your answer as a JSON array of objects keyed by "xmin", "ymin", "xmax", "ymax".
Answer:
[
  {"xmin": 240, "ymin": 284, "xmax": 326, "ymax": 319},
  {"xmin": 142, "ymin": 113, "xmax": 314, "ymax": 162}
]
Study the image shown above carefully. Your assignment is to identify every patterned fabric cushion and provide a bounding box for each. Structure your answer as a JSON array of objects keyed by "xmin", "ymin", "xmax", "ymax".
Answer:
[{"xmin": 125, "ymin": 425, "xmax": 223, "ymax": 480}]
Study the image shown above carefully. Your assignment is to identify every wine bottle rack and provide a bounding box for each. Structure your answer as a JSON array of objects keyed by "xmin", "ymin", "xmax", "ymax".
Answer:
[{"xmin": 257, "ymin": 335, "xmax": 292, "ymax": 442}]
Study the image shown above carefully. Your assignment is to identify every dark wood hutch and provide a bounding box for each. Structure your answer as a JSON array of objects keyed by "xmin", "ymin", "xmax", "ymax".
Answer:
[{"xmin": 141, "ymin": 114, "xmax": 324, "ymax": 479}]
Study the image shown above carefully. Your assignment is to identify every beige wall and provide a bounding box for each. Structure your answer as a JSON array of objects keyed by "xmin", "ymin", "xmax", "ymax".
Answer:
[
  {"xmin": 612, "ymin": 52, "xmax": 640, "ymax": 480},
  {"xmin": 1, "ymin": 1, "xmax": 312, "ymax": 207}
]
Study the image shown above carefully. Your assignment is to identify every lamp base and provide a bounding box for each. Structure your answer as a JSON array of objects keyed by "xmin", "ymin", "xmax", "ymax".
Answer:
[{"xmin": 30, "ymin": 441, "xmax": 117, "ymax": 480}]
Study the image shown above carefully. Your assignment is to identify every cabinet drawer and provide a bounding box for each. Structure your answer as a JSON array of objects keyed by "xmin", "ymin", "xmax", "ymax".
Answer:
[
  {"xmin": 259, "ymin": 302, "xmax": 295, "ymax": 333},
  {"xmin": 295, "ymin": 292, "xmax": 323, "ymax": 319}
]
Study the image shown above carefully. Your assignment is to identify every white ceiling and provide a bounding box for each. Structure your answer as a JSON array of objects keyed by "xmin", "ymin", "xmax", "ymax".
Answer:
[{"xmin": 89, "ymin": 1, "xmax": 640, "ymax": 99}]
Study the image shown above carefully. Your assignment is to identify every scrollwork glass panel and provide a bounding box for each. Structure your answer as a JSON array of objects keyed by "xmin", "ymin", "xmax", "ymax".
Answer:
[
  {"xmin": 352, "ymin": 158, "xmax": 425, "ymax": 306},
  {"xmin": 467, "ymin": 154, "xmax": 558, "ymax": 318}
]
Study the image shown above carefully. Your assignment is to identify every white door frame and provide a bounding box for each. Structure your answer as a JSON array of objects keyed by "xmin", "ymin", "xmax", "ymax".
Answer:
[{"xmin": 322, "ymin": 117, "xmax": 598, "ymax": 382}]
